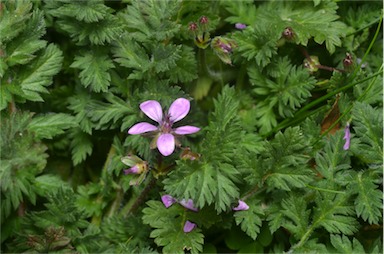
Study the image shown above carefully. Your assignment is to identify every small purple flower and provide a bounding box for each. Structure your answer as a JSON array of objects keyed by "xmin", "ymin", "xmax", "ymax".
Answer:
[
  {"xmin": 235, "ymin": 23, "xmax": 247, "ymax": 30},
  {"xmin": 161, "ymin": 195, "xmax": 177, "ymax": 208},
  {"xmin": 124, "ymin": 165, "xmax": 140, "ymax": 175},
  {"xmin": 183, "ymin": 220, "xmax": 197, "ymax": 233},
  {"xmin": 128, "ymin": 98, "xmax": 200, "ymax": 156},
  {"xmin": 161, "ymin": 195, "xmax": 199, "ymax": 211},
  {"xmin": 343, "ymin": 123, "xmax": 351, "ymax": 150},
  {"xmin": 232, "ymin": 200, "xmax": 249, "ymax": 211},
  {"xmin": 179, "ymin": 199, "xmax": 199, "ymax": 212}
]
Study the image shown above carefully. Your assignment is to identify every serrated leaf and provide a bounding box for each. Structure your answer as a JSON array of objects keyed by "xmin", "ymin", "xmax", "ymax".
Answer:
[
  {"xmin": 70, "ymin": 51, "xmax": 114, "ymax": 92},
  {"xmin": 18, "ymin": 44, "xmax": 63, "ymax": 101},
  {"xmin": 142, "ymin": 201, "xmax": 204, "ymax": 254},
  {"xmin": 0, "ymin": 1, "xmax": 32, "ymax": 44},
  {"xmin": 164, "ymin": 161, "xmax": 240, "ymax": 213},
  {"xmin": 46, "ymin": 0, "xmax": 112, "ymax": 23},
  {"xmin": 85, "ymin": 94, "xmax": 134, "ymax": 131},
  {"xmin": 120, "ymin": 0, "xmax": 181, "ymax": 42},
  {"xmin": 234, "ymin": 199, "xmax": 264, "ymax": 240},
  {"xmin": 5, "ymin": 10, "xmax": 47, "ymax": 67},
  {"xmin": 350, "ymin": 102, "xmax": 383, "ymax": 164},
  {"xmin": 28, "ymin": 113, "xmax": 77, "ymax": 139},
  {"xmin": 257, "ymin": 1, "xmax": 347, "ymax": 53},
  {"xmin": 315, "ymin": 131, "xmax": 351, "ymax": 181},
  {"xmin": 348, "ymin": 171, "xmax": 383, "ymax": 224},
  {"xmin": 262, "ymin": 127, "xmax": 314, "ymax": 190},
  {"xmin": 313, "ymin": 192, "xmax": 358, "ymax": 235},
  {"xmin": 69, "ymin": 128, "xmax": 93, "ymax": 165},
  {"xmin": 330, "ymin": 234, "xmax": 365, "ymax": 253}
]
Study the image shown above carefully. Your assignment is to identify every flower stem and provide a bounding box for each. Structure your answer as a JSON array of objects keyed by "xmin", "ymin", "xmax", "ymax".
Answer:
[{"xmin": 124, "ymin": 175, "xmax": 156, "ymax": 216}]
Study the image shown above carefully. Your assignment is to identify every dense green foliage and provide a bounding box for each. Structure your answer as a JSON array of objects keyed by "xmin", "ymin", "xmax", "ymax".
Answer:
[{"xmin": 1, "ymin": 0, "xmax": 382, "ymax": 253}]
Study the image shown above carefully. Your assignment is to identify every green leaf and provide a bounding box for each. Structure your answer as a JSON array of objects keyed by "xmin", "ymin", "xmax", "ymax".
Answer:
[
  {"xmin": 28, "ymin": 113, "xmax": 77, "ymax": 139},
  {"xmin": 261, "ymin": 127, "xmax": 314, "ymax": 191},
  {"xmin": 69, "ymin": 128, "xmax": 93, "ymax": 166},
  {"xmin": 231, "ymin": 26, "xmax": 278, "ymax": 68},
  {"xmin": 270, "ymin": 195, "xmax": 311, "ymax": 239},
  {"xmin": 119, "ymin": 0, "xmax": 181, "ymax": 42},
  {"xmin": 46, "ymin": 0, "xmax": 112, "ymax": 23},
  {"xmin": 70, "ymin": 50, "xmax": 114, "ymax": 92},
  {"xmin": 350, "ymin": 102, "xmax": 383, "ymax": 164},
  {"xmin": 234, "ymin": 199, "xmax": 264, "ymax": 240},
  {"xmin": 85, "ymin": 94, "xmax": 134, "ymax": 131},
  {"xmin": 312, "ymin": 192, "xmax": 358, "ymax": 235},
  {"xmin": 18, "ymin": 44, "xmax": 63, "ymax": 102},
  {"xmin": 0, "ymin": 1, "xmax": 32, "ymax": 44},
  {"xmin": 112, "ymin": 35, "xmax": 150, "ymax": 79},
  {"xmin": 257, "ymin": 1, "xmax": 347, "ymax": 53},
  {"xmin": 347, "ymin": 171, "xmax": 383, "ymax": 224},
  {"xmin": 34, "ymin": 174, "xmax": 70, "ymax": 197},
  {"xmin": 330, "ymin": 234, "xmax": 365, "ymax": 253},
  {"xmin": 247, "ymin": 57, "xmax": 316, "ymax": 134},
  {"xmin": 5, "ymin": 10, "xmax": 47, "ymax": 67},
  {"xmin": 315, "ymin": 131, "xmax": 351, "ymax": 182},
  {"xmin": 168, "ymin": 45, "xmax": 198, "ymax": 83},
  {"xmin": 142, "ymin": 201, "xmax": 204, "ymax": 254},
  {"xmin": 222, "ymin": 0, "xmax": 258, "ymax": 25}
]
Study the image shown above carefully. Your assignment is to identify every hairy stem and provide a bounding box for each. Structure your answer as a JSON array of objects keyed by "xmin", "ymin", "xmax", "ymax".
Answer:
[{"xmin": 125, "ymin": 175, "xmax": 157, "ymax": 216}]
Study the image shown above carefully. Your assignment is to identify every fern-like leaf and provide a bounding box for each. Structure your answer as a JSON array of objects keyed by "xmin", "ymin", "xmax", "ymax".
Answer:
[
  {"xmin": 142, "ymin": 200, "xmax": 204, "ymax": 254},
  {"xmin": 70, "ymin": 50, "xmax": 114, "ymax": 92},
  {"xmin": 28, "ymin": 113, "xmax": 77, "ymax": 139},
  {"xmin": 18, "ymin": 44, "xmax": 63, "ymax": 102}
]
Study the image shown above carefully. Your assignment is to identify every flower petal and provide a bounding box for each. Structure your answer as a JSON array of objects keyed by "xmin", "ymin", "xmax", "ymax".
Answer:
[
  {"xmin": 343, "ymin": 123, "xmax": 351, "ymax": 150},
  {"xmin": 233, "ymin": 200, "xmax": 249, "ymax": 211},
  {"xmin": 140, "ymin": 100, "xmax": 163, "ymax": 123},
  {"xmin": 161, "ymin": 195, "xmax": 177, "ymax": 208},
  {"xmin": 235, "ymin": 23, "xmax": 247, "ymax": 29},
  {"xmin": 124, "ymin": 165, "xmax": 139, "ymax": 174},
  {"xmin": 168, "ymin": 98, "xmax": 190, "ymax": 123},
  {"xmin": 128, "ymin": 122, "xmax": 157, "ymax": 134},
  {"xmin": 174, "ymin": 126, "xmax": 200, "ymax": 135},
  {"xmin": 183, "ymin": 220, "xmax": 196, "ymax": 233},
  {"xmin": 179, "ymin": 199, "xmax": 198, "ymax": 211},
  {"xmin": 157, "ymin": 134, "xmax": 175, "ymax": 156}
]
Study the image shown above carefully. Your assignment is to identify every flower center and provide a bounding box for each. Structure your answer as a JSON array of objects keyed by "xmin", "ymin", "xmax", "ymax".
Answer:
[{"xmin": 160, "ymin": 114, "xmax": 173, "ymax": 133}]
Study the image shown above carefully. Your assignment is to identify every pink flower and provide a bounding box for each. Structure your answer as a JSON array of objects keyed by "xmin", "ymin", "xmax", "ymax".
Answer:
[
  {"xmin": 343, "ymin": 123, "xmax": 351, "ymax": 150},
  {"xmin": 128, "ymin": 98, "xmax": 200, "ymax": 156},
  {"xmin": 161, "ymin": 195, "xmax": 177, "ymax": 208},
  {"xmin": 183, "ymin": 220, "xmax": 197, "ymax": 233},
  {"xmin": 232, "ymin": 200, "xmax": 249, "ymax": 211},
  {"xmin": 235, "ymin": 23, "xmax": 247, "ymax": 30},
  {"xmin": 161, "ymin": 195, "xmax": 199, "ymax": 211},
  {"xmin": 179, "ymin": 199, "xmax": 199, "ymax": 212}
]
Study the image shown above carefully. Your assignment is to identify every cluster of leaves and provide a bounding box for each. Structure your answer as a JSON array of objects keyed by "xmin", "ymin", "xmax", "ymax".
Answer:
[{"xmin": 1, "ymin": 0, "xmax": 382, "ymax": 253}]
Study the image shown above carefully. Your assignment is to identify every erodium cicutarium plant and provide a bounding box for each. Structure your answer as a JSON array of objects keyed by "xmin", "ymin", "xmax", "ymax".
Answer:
[{"xmin": 1, "ymin": 1, "xmax": 382, "ymax": 253}]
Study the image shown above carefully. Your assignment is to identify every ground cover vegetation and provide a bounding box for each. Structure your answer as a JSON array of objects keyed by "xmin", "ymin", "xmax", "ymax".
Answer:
[{"xmin": 0, "ymin": 0, "xmax": 383, "ymax": 253}]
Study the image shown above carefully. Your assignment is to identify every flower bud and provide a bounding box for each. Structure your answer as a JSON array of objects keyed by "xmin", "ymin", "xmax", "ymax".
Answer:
[
  {"xmin": 343, "ymin": 53, "xmax": 354, "ymax": 72},
  {"xmin": 211, "ymin": 36, "xmax": 237, "ymax": 65},
  {"xmin": 235, "ymin": 23, "xmax": 247, "ymax": 30},
  {"xmin": 282, "ymin": 27, "xmax": 294, "ymax": 40},
  {"xmin": 188, "ymin": 22, "xmax": 198, "ymax": 31},
  {"xmin": 180, "ymin": 147, "xmax": 201, "ymax": 161},
  {"xmin": 303, "ymin": 55, "xmax": 320, "ymax": 73},
  {"xmin": 199, "ymin": 16, "xmax": 208, "ymax": 25}
]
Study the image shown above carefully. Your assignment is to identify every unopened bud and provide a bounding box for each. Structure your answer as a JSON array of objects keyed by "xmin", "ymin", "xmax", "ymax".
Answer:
[
  {"xmin": 180, "ymin": 147, "xmax": 201, "ymax": 161},
  {"xmin": 343, "ymin": 53, "xmax": 353, "ymax": 72},
  {"xmin": 303, "ymin": 55, "xmax": 320, "ymax": 73},
  {"xmin": 282, "ymin": 27, "xmax": 294, "ymax": 40},
  {"xmin": 199, "ymin": 16, "xmax": 208, "ymax": 24},
  {"xmin": 188, "ymin": 22, "xmax": 198, "ymax": 31}
]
